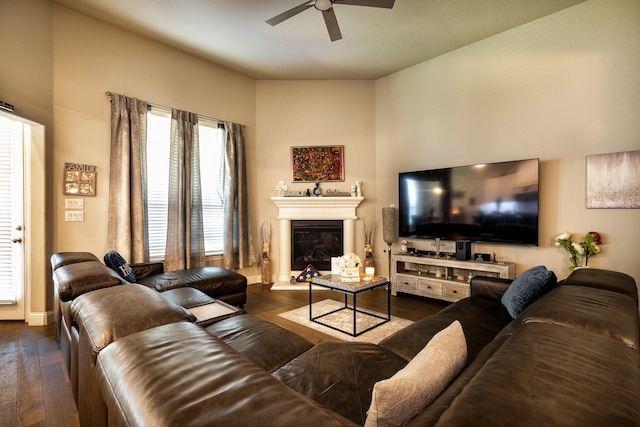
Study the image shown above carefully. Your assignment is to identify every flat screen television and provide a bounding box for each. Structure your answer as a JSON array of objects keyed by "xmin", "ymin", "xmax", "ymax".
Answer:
[{"xmin": 398, "ymin": 158, "xmax": 539, "ymax": 246}]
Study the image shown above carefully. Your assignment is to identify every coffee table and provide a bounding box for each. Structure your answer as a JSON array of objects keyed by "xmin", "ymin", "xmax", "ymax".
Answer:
[{"xmin": 309, "ymin": 274, "xmax": 390, "ymax": 337}]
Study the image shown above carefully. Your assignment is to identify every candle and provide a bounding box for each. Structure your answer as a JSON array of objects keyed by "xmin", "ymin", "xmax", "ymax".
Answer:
[{"xmin": 365, "ymin": 267, "xmax": 375, "ymax": 278}]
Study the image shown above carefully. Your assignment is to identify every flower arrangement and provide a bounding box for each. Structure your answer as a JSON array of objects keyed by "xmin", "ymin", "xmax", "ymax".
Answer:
[
  {"xmin": 338, "ymin": 252, "xmax": 362, "ymax": 282},
  {"xmin": 338, "ymin": 253, "xmax": 362, "ymax": 268},
  {"xmin": 580, "ymin": 231, "xmax": 602, "ymax": 266},
  {"xmin": 555, "ymin": 231, "xmax": 602, "ymax": 271}
]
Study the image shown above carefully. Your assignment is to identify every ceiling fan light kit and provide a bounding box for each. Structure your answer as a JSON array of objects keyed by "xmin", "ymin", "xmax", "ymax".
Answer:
[
  {"xmin": 267, "ymin": 0, "xmax": 395, "ymax": 42},
  {"xmin": 314, "ymin": 0, "xmax": 333, "ymax": 11}
]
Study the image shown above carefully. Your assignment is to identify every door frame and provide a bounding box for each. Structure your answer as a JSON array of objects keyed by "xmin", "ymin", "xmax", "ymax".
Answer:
[{"xmin": 0, "ymin": 111, "xmax": 47, "ymax": 324}]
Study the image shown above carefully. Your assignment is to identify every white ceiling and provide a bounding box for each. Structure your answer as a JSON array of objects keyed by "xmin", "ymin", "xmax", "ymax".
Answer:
[{"xmin": 51, "ymin": 0, "xmax": 586, "ymax": 80}]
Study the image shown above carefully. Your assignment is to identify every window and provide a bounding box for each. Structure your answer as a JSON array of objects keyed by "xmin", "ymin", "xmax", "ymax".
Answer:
[{"xmin": 145, "ymin": 109, "xmax": 225, "ymax": 261}]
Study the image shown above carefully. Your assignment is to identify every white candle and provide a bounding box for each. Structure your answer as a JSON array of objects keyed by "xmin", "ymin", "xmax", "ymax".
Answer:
[{"xmin": 365, "ymin": 267, "xmax": 375, "ymax": 278}]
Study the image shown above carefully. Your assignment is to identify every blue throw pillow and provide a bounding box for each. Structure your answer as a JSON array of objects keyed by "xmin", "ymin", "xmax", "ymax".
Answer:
[
  {"xmin": 501, "ymin": 266, "xmax": 557, "ymax": 318},
  {"xmin": 103, "ymin": 251, "xmax": 137, "ymax": 283}
]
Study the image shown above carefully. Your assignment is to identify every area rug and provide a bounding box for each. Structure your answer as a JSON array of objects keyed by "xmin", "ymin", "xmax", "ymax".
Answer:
[
  {"xmin": 278, "ymin": 299, "xmax": 413, "ymax": 344},
  {"xmin": 270, "ymin": 282, "xmax": 324, "ymax": 291}
]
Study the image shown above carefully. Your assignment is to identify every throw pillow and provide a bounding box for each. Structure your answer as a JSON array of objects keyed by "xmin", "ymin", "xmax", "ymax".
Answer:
[
  {"xmin": 103, "ymin": 251, "xmax": 137, "ymax": 283},
  {"xmin": 501, "ymin": 265, "xmax": 557, "ymax": 318},
  {"xmin": 365, "ymin": 320, "xmax": 467, "ymax": 427}
]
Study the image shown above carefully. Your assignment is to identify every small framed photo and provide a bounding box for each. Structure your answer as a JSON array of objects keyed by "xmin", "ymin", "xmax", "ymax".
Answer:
[
  {"xmin": 63, "ymin": 162, "xmax": 96, "ymax": 196},
  {"xmin": 291, "ymin": 145, "xmax": 344, "ymax": 182}
]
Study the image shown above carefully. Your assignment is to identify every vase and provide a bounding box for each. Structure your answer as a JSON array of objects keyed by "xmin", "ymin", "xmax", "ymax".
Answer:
[{"xmin": 261, "ymin": 258, "xmax": 272, "ymax": 285}]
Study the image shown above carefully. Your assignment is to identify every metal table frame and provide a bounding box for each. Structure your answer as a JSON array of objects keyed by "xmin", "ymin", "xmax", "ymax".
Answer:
[{"xmin": 309, "ymin": 275, "xmax": 391, "ymax": 337}]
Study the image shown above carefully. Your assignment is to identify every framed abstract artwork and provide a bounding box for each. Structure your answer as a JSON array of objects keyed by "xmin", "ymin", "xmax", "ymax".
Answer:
[
  {"xmin": 586, "ymin": 150, "xmax": 640, "ymax": 208},
  {"xmin": 291, "ymin": 145, "xmax": 344, "ymax": 182}
]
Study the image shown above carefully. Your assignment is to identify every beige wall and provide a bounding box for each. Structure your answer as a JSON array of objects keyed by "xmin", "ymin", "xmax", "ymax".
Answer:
[
  {"xmin": 2, "ymin": 0, "xmax": 639, "ymax": 319},
  {"xmin": 375, "ymin": 0, "xmax": 640, "ymax": 284},
  {"xmin": 255, "ymin": 80, "xmax": 377, "ymax": 277},
  {"xmin": 52, "ymin": 6, "xmax": 256, "ymax": 262}
]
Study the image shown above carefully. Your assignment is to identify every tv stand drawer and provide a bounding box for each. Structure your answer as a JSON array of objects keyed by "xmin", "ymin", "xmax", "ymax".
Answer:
[
  {"xmin": 443, "ymin": 282, "xmax": 470, "ymax": 299},
  {"xmin": 417, "ymin": 278, "xmax": 443, "ymax": 297},
  {"xmin": 396, "ymin": 275, "xmax": 417, "ymax": 293}
]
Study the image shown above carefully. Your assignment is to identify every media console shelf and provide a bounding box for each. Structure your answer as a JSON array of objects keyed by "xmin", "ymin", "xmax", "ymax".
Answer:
[{"xmin": 392, "ymin": 254, "xmax": 516, "ymax": 302}]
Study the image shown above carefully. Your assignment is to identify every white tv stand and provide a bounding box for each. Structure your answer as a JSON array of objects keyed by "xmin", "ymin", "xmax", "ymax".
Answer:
[{"xmin": 392, "ymin": 253, "xmax": 516, "ymax": 302}]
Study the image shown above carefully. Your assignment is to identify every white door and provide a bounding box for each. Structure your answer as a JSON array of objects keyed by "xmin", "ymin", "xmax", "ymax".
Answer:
[{"xmin": 0, "ymin": 114, "xmax": 25, "ymax": 320}]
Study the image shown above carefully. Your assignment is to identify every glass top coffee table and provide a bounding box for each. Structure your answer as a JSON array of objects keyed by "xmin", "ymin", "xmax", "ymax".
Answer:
[{"xmin": 309, "ymin": 274, "xmax": 391, "ymax": 337}]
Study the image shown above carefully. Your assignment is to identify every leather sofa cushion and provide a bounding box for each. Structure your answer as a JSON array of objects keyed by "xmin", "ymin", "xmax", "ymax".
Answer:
[
  {"xmin": 380, "ymin": 296, "xmax": 512, "ymax": 362},
  {"xmin": 206, "ymin": 314, "xmax": 313, "ymax": 372},
  {"xmin": 521, "ymin": 285, "xmax": 638, "ymax": 350},
  {"xmin": 137, "ymin": 266, "xmax": 247, "ymax": 297},
  {"xmin": 562, "ymin": 268, "xmax": 638, "ymax": 302},
  {"xmin": 273, "ymin": 341, "xmax": 408, "ymax": 425},
  {"xmin": 54, "ymin": 261, "xmax": 124, "ymax": 302},
  {"xmin": 434, "ymin": 322, "xmax": 640, "ymax": 426},
  {"xmin": 50, "ymin": 251, "xmax": 101, "ymax": 270},
  {"xmin": 161, "ymin": 287, "xmax": 217, "ymax": 308},
  {"xmin": 70, "ymin": 284, "xmax": 195, "ymax": 359},
  {"xmin": 469, "ymin": 276, "xmax": 512, "ymax": 301},
  {"xmin": 97, "ymin": 322, "xmax": 358, "ymax": 427}
]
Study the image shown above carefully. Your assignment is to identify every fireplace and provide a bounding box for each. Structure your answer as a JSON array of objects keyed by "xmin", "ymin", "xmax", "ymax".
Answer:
[
  {"xmin": 271, "ymin": 196, "xmax": 364, "ymax": 283},
  {"xmin": 291, "ymin": 220, "xmax": 343, "ymax": 271}
]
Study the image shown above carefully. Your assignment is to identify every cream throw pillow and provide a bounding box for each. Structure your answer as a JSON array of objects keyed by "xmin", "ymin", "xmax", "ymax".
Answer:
[{"xmin": 365, "ymin": 320, "xmax": 467, "ymax": 427}]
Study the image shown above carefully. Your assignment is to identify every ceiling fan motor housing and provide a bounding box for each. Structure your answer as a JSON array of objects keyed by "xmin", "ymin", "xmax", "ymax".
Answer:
[{"xmin": 314, "ymin": 0, "xmax": 333, "ymax": 11}]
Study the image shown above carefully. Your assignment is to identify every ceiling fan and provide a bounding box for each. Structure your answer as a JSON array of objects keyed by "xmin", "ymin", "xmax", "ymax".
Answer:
[{"xmin": 266, "ymin": 0, "xmax": 396, "ymax": 42}]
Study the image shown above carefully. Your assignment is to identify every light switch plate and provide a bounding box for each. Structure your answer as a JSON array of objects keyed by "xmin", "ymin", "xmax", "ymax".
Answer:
[
  {"xmin": 65, "ymin": 211, "xmax": 84, "ymax": 222},
  {"xmin": 65, "ymin": 198, "xmax": 84, "ymax": 209}
]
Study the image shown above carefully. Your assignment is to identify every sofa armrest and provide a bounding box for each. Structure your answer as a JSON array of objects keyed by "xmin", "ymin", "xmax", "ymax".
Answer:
[
  {"xmin": 470, "ymin": 276, "xmax": 513, "ymax": 302},
  {"xmin": 130, "ymin": 262, "xmax": 164, "ymax": 279}
]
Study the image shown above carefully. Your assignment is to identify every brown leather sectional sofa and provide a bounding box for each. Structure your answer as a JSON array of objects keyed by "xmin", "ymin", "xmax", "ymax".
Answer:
[
  {"xmin": 50, "ymin": 251, "xmax": 247, "ymax": 404},
  {"xmin": 51, "ymin": 252, "xmax": 640, "ymax": 426}
]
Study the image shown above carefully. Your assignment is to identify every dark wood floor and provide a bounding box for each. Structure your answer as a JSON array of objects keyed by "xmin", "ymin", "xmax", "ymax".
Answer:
[{"xmin": 0, "ymin": 284, "xmax": 448, "ymax": 426}]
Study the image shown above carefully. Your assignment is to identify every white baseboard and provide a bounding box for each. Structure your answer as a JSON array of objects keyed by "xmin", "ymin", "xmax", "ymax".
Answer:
[{"xmin": 28, "ymin": 310, "xmax": 54, "ymax": 326}]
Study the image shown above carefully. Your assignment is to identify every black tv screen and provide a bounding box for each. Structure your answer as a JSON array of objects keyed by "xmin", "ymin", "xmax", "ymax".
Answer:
[{"xmin": 398, "ymin": 158, "xmax": 539, "ymax": 246}]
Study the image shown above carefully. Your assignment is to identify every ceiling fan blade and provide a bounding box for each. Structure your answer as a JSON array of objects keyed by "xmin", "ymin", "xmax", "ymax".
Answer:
[
  {"xmin": 334, "ymin": 0, "xmax": 395, "ymax": 8},
  {"xmin": 322, "ymin": 8, "xmax": 343, "ymax": 42},
  {"xmin": 266, "ymin": 1, "xmax": 314, "ymax": 26}
]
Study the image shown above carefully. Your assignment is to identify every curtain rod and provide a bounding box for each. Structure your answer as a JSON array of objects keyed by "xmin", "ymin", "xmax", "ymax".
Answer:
[{"xmin": 105, "ymin": 91, "xmax": 241, "ymax": 127}]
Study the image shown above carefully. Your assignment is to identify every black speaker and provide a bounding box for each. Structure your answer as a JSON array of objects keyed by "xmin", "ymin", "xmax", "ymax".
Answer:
[{"xmin": 456, "ymin": 240, "xmax": 471, "ymax": 260}]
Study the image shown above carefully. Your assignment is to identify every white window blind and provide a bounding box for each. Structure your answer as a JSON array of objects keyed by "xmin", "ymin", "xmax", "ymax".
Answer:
[
  {"xmin": 145, "ymin": 110, "xmax": 225, "ymax": 261},
  {"xmin": 0, "ymin": 117, "xmax": 20, "ymax": 303}
]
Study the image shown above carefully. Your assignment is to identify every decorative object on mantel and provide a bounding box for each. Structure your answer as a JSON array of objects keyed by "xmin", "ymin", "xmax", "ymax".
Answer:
[
  {"xmin": 63, "ymin": 162, "xmax": 97, "ymax": 196},
  {"xmin": 313, "ymin": 181, "xmax": 322, "ymax": 196},
  {"xmin": 338, "ymin": 253, "xmax": 362, "ymax": 282},
  {"xmin": 296, "ymin": 264, "xmax": 320, "ymax": 282},
  {"xmin": 355, "ymin": 180, "xmax": 362, "ymax": 197},
  {"xmin": 324, "ymin": 189, "xmax": 352, "ymax": 197},
  {"xmin": 260, "ymin": 221, "xmax": 273, "ymax": 284},
  {"xmin": 273, "ymin": 180, "xmax": 288, "ymax": 197},
  {"xmin": 555, "ymin": 231, "xmax": 603, "ymax": 271},
  {"xmin": 363, "ymin": 219, "xmax": 376, "ymax": 268},
  {"xmin": 291, "ymin": 145, "xmax": 344, "ymax": 182},
  {"xmin": 586, "ymin": 150, "xmax": 640, "ymax": 209}
]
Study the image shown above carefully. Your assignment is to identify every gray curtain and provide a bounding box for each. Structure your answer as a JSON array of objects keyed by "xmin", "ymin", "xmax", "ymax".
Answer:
[
  {"xmin": 107, "ymin": 94, "xmax": 149, "ymax": 263},
  {"xmin": 164, "ymin": 109, "xmax": 205, "ymax": 271},
  {"xmin": 223, "ymin": 122, "xmax": 256, "ymax": 269}
]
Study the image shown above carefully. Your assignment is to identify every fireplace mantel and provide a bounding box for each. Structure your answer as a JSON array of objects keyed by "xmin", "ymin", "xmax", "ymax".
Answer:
[{"xmin": 271, "ymin": 197, "xmax": 364, "ymax": 283}]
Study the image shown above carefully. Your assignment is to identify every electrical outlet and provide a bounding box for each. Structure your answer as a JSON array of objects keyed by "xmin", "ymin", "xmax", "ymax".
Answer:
[{"xmin": 65, "ymin": 211, "xmax": 84, "ymax": 222}]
